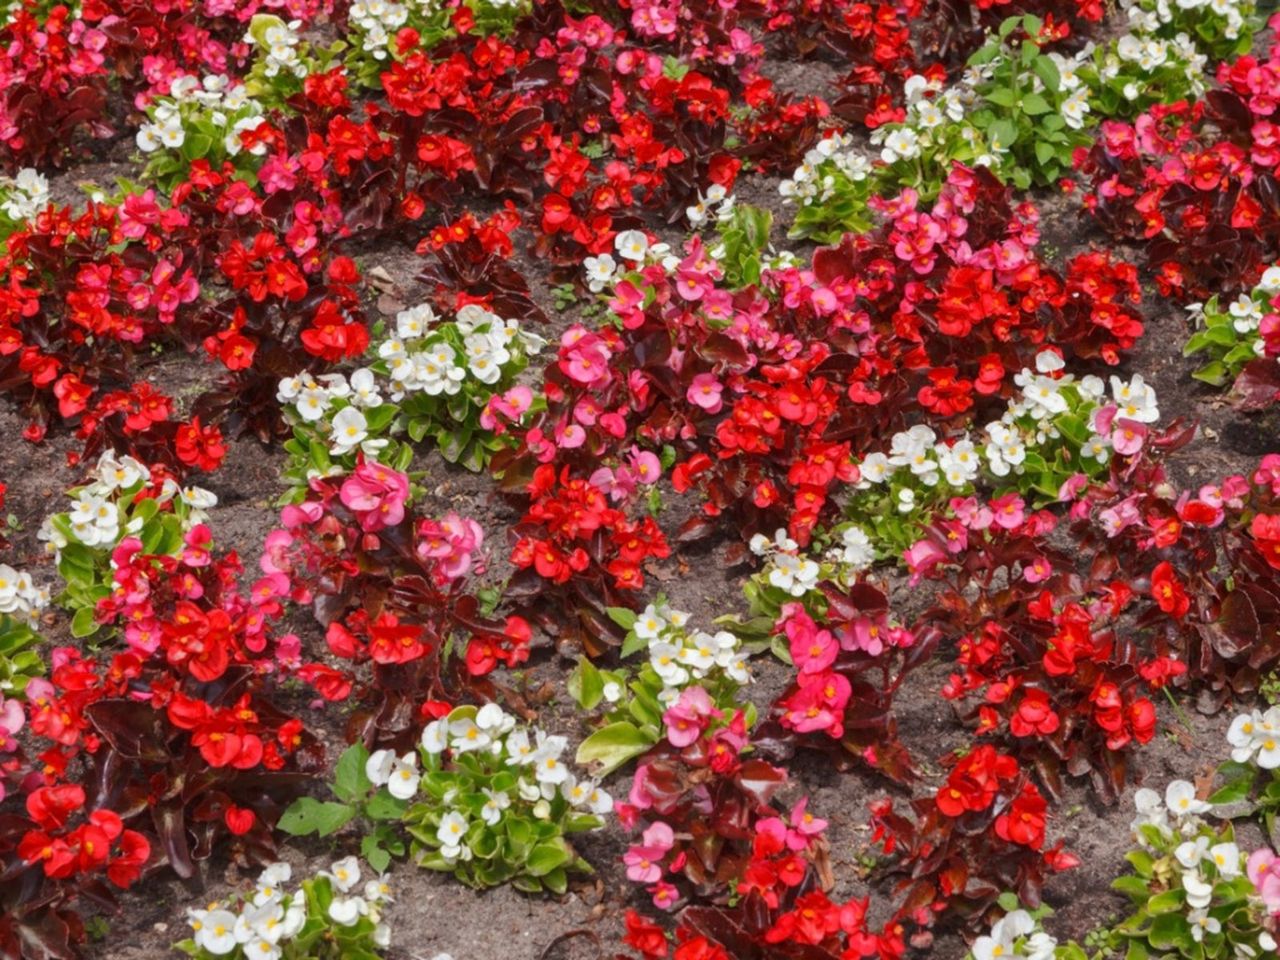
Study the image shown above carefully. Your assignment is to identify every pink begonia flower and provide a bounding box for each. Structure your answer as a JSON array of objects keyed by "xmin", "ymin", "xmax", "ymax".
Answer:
[
  {"xmin": 990, "ymin": 493, "xmax": 1026, "ymax": 530},
  {"xmin": 686, "ymin": 373, "xmax": 724, "ymax": 414},
  {"xmin": 938, "ymin": 519, "xmax": 968, "ymax": 555},
  {"xmin": 1110, "ymin": 419, "xmax": 1148, "ymax": 456},
  {"xmin": 904, "ymin": 537, "xmax": 947, "ymax": 583},
  {"xmin": 1099, "ymin": 495, "xmax": 1142, "ymax": 537},
  {"xmin": 783, "ymin": 604, "xmax": 838, "ymax": 675},
  {"xmin": 479, "ymin": 385, "xmax": 533, "ymax": 432},
  {"xmin": 280, "ymin": 500, "xmax": 323, "ymax": 528},
  {"xmin": 590, "ymin": 466, "xmax": 637, "ymax": 502},
  {"xmin": 1023, "ymin": 556, "xmax": 1053, "ymax": 584},
  {"xmin": 840, "ymin": 615, "xmax": 889, "ymax": 656},
  {"xmin": 599, "ymin": 411, "xmax": 628, "ymax": 438},
  {"xmin": 275, "ymin": 633, "xmax": 302, "ymax": 669},
  {"xmin": 780, "ymin": 670, "xmax": 851, "ymax": 737},
  {"xmin": 628, "ymin": 448, "xmax": 662, "ymax": 485},
  {"xmin": 1092, "ymin": 402, "xmax": 1118, "ymax": 435},
  {"xmin": 950, "ymin": 496, "xmax": 994, "ymax": 531},
  {"xmin": 1058, "ymin": 473, "xmax": 1089, "ymax": 502},
  {"xmin": 650, "ymin": 881, "xmax": 680, "ymax": 911},
  {"xmin": 339, "ymin": 461, "xmax": 410, "ymax": 532},
  {"xmin": 789, "ymin": 798, "xmax": 828, "ymax": 842},
  {"xmin": 555, "ymin": 422, "xmax": 586, "ymax": 449},
  {"xmin": 624, "ymin": 822, "xmax": 674, "ymax": 883},
  {"xmin": 628, "ymin": 763, "xmax": 659, "ymax": 811},
  {"xmin": 416, "ymin": 513, "xmax": 484, "ymax": 581},
  {"xmin": 572, "ymin": 395, "xmax": 603, "ymax": 426},
  {"xmin": 662, "ymin": 686, "xmax": 720, "ymax": 748},
  {"xmin": 0, "ymin": 695, "xmax": 25, "ymax": 752},
  {"xmin": 1247, "ymin": 847, "xmax": 1280, "ymax": 915}
]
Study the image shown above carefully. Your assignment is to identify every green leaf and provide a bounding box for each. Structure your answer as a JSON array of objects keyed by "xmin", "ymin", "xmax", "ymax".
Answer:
[
  {"xmin": 568, "ymin": 657, "xmax": 604, "ymax": 710},
  {"xmin": 606, "ymin": 607, "xmax": 637, "ymax": 630},
  {"xmin": 277, "ymin": 798, "xmax": 356, "ymax": 838},
  {"xmin": 1022, "ymin": 93, "xmax": 1051, "ymax": 115},
  {"xmin": 1034, "ymin": 140, "xmax": 1055, "ymax": 166},
  {"xmin": 1147, "ymin": 912, "xmax": 1189, "ymax": 950},
  {"xmin": 1033, "ymin": 55, "xmax": 1060, "ymax": 92},
  {"xmin": 1209, "ymin": 773, "xmax": 1254, "ymax": 806},
  {"xmin": 526, "ymin": 841, "xmax": 571, "ymax": 877},
  {"xmin": 70, "ymin": 606, "xmax": 99, "ymax": 639},
  {"xmin": 333, "ymin": 743, "xmax": 371, "ymax": 804},
  {"xmin": 361, "ymin": 835, "xmax": 392, "ymax": 873},
  {"xmin": 575, "ymin": 722, "xmax": 655, "ymax": 776},
  {"xmin": 987, "ymin": 87, "xmax": 1017, "ymax": 108}
]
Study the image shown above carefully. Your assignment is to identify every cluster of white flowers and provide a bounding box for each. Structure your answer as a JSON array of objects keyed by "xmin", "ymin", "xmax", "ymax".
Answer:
[
  {"xmin": 778, "ymin": 132, "xmax": 873, "ymax": 207},
  {"xmin": 377, "ymin": 303, "xmax": 540, "ymax": 398},
  {"xmin": 1122, "ymin": 0, "xmax": 1251, "ymax": 44},
  {"xmin": 1111, "ymin": 30, "xmax": 1208, "ymax": 94},
  {"xmin": 347, "ymin": 0, "xmax": 412, "ymax": 57},
  {"xmin": 1227, "ymin": 706, "xmax": 1280, "ymax": 769},
  {"xmin": 0, "ymin": 562, "xmax": 49, "ymax": 629},
  {"xmin": 632, "ymin": 600, "xmax": 749, "ymax": 704},
  {"xmin": 38, "ymin": 451, "xmax": 216, "ymax": 558},
  {"xmin": 857, "ymin": 424, "xmax": 981, "ymax": 504},
  {"xmin": 186, "ymin": 861, "xmax": 396, "ymax": 959},
  {"xmin": 250, "ymin": 18, "xmax": 308, "ymax": 79},
  {"xmin": 1186, "ymin": 264, "xmax": 1280, "ymax": 358},
  {"xmin": 415, "ymin": 705, "xmax": 612, "ymax": 862},
  {"xmin": 136, "ymin": 74, "xmax": 268, "ymax": 158},
  {"xmin": 686, "ymin": 182, "xmax": 735, "ymax": 228},
  {"xmin": 848, "ymin": 352, "xmax": 1161, "ymax": 511},
  {"xmin": 969, "ymin": 910, "xmax": 1056, "ymax": 960},
  {"xmin": 278, "ymin": 369, "xmax": 388, "ymax": 458},
  {"xmin": 583, "ymin": 229, "xmax": 680, "ymax": 292},
  {"xmin": 1130, "ymin": 779, "xmax": 1259, "ymax": 947},
  {"xmin": 1131, "ymin": 779, "xmax": 1212, "ymax": 840},
  {"xmin": 750, "ymin": 528, "xmax": 821, "ymax": 596},
  {"xmin": 0, "ymin": 168, "xmax": 49, "ymax": 222}
]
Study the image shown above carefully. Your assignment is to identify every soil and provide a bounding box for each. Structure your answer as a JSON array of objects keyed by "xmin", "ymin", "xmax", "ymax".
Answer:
[{"xmin": 3, "ymin": 44, "xmax": 1278, "ymax": 960}]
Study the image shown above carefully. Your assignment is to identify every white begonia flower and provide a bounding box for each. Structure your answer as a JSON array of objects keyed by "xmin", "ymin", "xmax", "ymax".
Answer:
[
  {"xmin": 364, "ymin": 876, "xmax": 393, "ymax": 902},
  {"xmin": 421, "ymin": 719, "xmax": 449, "ymax": 754},
  {"xmin": 584, "ymin": 254, "xmax": 617, "ymax": 292},
  {"xmin": 348, "ymin": 368, "xmax": 383, "ymax": 408},
  {"xmin": 365, "ymin": 748, "xmax": 395, "ymax": 786},
  {"xmin": 880, "ymin": 127, "xmax": 919, "ymax": 163},
  {"xmin": 768, "ymin": 553, "xmax": 819, "ymax": 597},
  {"xmin": 505, "ymin": 729, "xmax": 536, "ymax": 765},
  {"xmin": 585, "ymin": 783, "xmax": 614, "ymax": 815},
  {"xmin": 602, "ymin": 680, "xmax": 623, "ymax": 702},
  {"xmin": 449, "ymin": 715, "xmax": 491, "ymax": 753},
  {"xmin": 387, "ymin": 752, "xmax": 420, "ymax": 800},
  {"xmin": 615, "ymin": 230, "xmax": 649, "ymax": 262},
  {"xmin": 326, "ymin": 856, "xmax": 361, "ymax": 893},
  {"xmin": 481, "ymin": 788, "xmax": 511, "ymax": 825},
  {"xmin": 196, "ymin": 910, "xmax": 239, "ymax": 955},
  {"xmin": 1175, "ymin": 835, "xmax": 1210, "ymax": 868},
  {"xmin": 243, "ymin": 938, "xmax": 282, "ymax": 960},
  {"xmin": 1166, "ymin": 779, "xmax": 1210, "ymax": 817},
  {"xmin": 1258, "ymin": 266, "xmax": 1280, "ymax": 293},
  {"xmin": 1061, "ymin": 89, "xmax": 1091, "ymax": 130},
  {"xmin": 475, "ymin": 702, "xmax": 511, "ymax": 734},
  {"xmin": 532, "ymin": 736, "xmax": 571, "ymax": 785},
  {"xmin": 328, "ymin": 896, "xmax": 366, "ymax": 926},
  {"xmin": 635, "ymin": 605, "xmax": 668, "ymax": 640},
  {"xmin": 437, "ymin": 811, "xmax": 469, "ymax": 858},
  {"xmin": 1208, "ymin": 842, "xmax": 1240, "ymax": 877},
  {"xmin": 1188, "ymin": 910, "xmax": 1221, "ymax": 942},
  {"xmin": 329, "ymin": 406, "xmax": 369, "ymax": 456},
  {"xmin": 1183, "ymin": 870, "xmax": 1214, "ymax": 910},
  {"xmin": 650, "ymin": 641, "xmax": 689, "ymax": 687}
]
